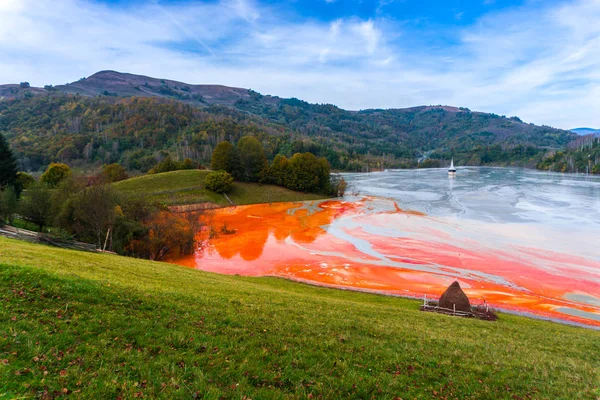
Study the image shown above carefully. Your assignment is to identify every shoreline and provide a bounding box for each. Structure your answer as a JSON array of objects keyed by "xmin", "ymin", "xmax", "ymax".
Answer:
[{"xmin": 256, "ymin": 274, "xmax": 600, "ymax": 331}]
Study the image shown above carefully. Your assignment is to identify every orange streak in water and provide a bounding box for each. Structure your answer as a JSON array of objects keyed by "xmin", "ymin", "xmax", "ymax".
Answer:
[{"xmin": 175, "ymin": 199, "xmax": 600, "ymax": 328}]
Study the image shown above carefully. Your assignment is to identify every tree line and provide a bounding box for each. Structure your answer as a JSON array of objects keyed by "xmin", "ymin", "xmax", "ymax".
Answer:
[
  {"xmin": 209, "ymin": 136, "xmax": 346, "ymax": 196},
  {"xmin": 1, "ymin": 94, "xmax": 576, "ymax": 176}
]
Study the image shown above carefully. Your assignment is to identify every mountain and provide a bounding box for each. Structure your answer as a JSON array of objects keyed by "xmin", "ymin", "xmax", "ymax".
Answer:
[
  {"xmin": 1, "ymin": 70, "xmax": 253, "ymax": 106},
  {"xmin": 0, "ymin": 71, "xmax": 577, "ymax": 172},
  {"xmin": 571, "ymin": 127, "xmax": 600, "ymax": 136}
]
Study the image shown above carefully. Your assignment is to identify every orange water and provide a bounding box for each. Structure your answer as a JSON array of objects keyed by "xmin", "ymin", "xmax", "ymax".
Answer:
[{"xmin": 175, "ymin": 198, "xmax": 600, "ymax": 328}]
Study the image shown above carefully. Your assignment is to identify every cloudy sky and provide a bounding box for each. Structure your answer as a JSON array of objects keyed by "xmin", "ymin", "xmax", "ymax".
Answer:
[{"xmin": 1, "ymin": 0, "xmax": 599, "ymax": 129}]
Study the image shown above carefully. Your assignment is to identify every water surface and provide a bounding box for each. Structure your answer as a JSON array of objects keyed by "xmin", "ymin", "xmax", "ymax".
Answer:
[{"xmin": 176, "ymin": 168, "xmax": 600, "ymax": 327}]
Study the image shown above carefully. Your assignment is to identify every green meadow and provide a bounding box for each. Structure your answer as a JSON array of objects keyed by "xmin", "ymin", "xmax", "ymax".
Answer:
[
  {"xmin": 112, "ymin": 170, "xmax": 328, "ymax": 206},
  {"xmin": 1, "ymin": 237, "xmax": 599, "ymax": 399}
]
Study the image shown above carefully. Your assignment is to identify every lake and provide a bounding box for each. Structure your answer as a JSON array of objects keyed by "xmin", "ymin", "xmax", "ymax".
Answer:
[{"xmin": 176, "ymin": 167, "xmax": 600, "ymax": 328}]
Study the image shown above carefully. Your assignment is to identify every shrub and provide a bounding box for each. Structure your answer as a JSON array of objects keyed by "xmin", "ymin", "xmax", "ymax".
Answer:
[
  {"xmin": 180, "ymin": 158, "xmax": 196, "ymax": 170},
  {"xmin": 101, "ymin": 163, "xmax": 128, "ymax": 183},
  {"xmin": 205, "ymin": 171, "xmax": 234, "ymax": 193},
  {"xmin": 151, "ymin": 156, "xmax": 179, "ymax": 174}
]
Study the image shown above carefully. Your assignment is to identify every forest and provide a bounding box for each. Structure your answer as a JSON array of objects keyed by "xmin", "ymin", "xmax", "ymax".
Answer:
[
  {"xmin": 536, "ymin": 134, "xmax": 600, "ymax": 174},
  {"xmin": 0, "ymin": 92, "xmax": 577, "ymax": 173}
]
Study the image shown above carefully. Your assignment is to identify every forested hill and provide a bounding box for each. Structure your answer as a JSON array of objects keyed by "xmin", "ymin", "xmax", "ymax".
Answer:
[{"xmin": 0, "ymin": 71, "xmax": 576, "ymax": 172}]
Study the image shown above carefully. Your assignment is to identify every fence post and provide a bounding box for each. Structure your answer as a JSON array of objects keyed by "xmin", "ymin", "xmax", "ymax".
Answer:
[{"xmin": 453, "ymin": 304, "xmax": 456, "ymax": 314}]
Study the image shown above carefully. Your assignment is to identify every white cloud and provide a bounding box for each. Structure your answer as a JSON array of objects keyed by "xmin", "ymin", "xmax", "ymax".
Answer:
[{"xmin": 0, "ymin": 0, "xmax": 599, "ymax": 129}]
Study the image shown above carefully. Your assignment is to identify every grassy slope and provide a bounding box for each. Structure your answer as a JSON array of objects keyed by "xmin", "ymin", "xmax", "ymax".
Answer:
[
  {"xmin": 1, "ymin": 237, "xmax": 599, "ymax": 399},
  {"xmin": 112, "ymin": 170, "xmax": 328, "ymax": 206}
]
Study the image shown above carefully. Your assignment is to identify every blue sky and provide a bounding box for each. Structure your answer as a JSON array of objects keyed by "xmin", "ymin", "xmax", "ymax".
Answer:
[{"xmin": 1, "ymin": 0, "xmax": 599, "ymax": 129}]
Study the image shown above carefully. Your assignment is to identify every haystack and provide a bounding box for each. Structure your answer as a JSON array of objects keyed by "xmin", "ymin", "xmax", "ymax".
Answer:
[{"xmin": 438, "ymin": 281, "xmax": 471, "ymax": 313}]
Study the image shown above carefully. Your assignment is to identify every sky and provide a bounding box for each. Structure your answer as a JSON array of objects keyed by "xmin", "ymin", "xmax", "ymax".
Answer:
[{"xmin": 0, "ymin": 0, "xmax": 599, "ymax": 129}]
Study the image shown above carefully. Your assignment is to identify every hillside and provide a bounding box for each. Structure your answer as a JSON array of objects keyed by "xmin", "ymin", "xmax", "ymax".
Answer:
[
  {"xmin": 113, "ymin": 170, "xmax": 328, "ymax": 206},
  {"xmin": 1, "ymin": 236, "xmax": 599, "ymax": 399},
  {"xmin": 571, "ymin": 128, "xmax": 600, "ymax": 136},
  {"xmin": 0, "ymin": 71, "xmax": 577, "ymax": 172}
]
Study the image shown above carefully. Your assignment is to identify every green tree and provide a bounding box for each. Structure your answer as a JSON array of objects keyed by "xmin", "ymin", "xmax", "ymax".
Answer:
[
  {"xmin": 205, "ymin": 171, "xmax": 234, "ymax": 194},
  {"xmin": 288, "ymin": 152, "xmax": 331, "ymax": 193},
  {"xmin": 211, "ymin": 141, "xmax": 237, "ymax": 174},
  {"xmin": 20, "ymin": 182, "xmax": 53, "ymax": 231},
  {"xmin": 16, "ymin": 172, "xmax": 36, "ymax": 190},
  {"xmin": 270, "ymin": 154, "xmax": 290, "ymax": 186},
  {"xmin": 41, "ymin": 163, "xmax": 71, "ymax": 188},
  {"xmin": 0, "ymin": 133, "xmax": 18, "ymax": 191},
  {"xmin": 0, "ymin": 186, "xmax": 18, "ymax": 225},
  {"xmin": 101, "ymin": 163, "xmax": 128, "ymax": 183},
  {"xmin": 236, "ymin": 136, "xmax": 267, "ymax": 182}
]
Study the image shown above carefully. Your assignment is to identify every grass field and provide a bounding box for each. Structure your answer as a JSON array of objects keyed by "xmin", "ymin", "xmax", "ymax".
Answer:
[
  {"xmin": 112, "ymin": 170, "xmax": 328, "ymax": 206},
  {"xmin": 1, "ymin": 236, "xmax": 599, "ymax": 399}
]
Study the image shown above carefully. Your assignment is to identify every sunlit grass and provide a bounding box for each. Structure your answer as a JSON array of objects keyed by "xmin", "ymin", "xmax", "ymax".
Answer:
[
  {"xmin": 112, "ymin": 170, "xmax": 327, "ymax": 206},
  {"xmin": 1, "ymin": 237, "xmax": 599, "ymax": 399}
]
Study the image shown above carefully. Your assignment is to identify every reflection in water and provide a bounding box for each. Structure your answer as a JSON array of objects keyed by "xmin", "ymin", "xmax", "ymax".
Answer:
[{"xmin": 175, "ymin": 196, "xmax": 600, "ymax": 328}]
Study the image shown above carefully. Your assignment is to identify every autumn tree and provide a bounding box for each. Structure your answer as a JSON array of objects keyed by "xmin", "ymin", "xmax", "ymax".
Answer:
[
  {"xmin": 129, "ymin": 211, "xmax": 199, "ymax": 261},
  {"xmin": 236, "ymin": 136, "xmax": 267, "ymax": 182},
  {"xmin": 0, "ymin": 133, "xmax": 18, "ymax": 191},
  {"xmin": 41, "ymin": 163, "xmax": 71, "ymax": 188}
]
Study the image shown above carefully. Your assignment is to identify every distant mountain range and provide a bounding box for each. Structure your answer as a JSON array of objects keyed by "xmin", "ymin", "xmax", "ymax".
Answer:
[
  {"xmin": 0, "ymin": 71, "xmax": 578, "ymax": 172},
  {"xmin": 570, "ymin": 128, "xmax": 600, "ymax": 136}
]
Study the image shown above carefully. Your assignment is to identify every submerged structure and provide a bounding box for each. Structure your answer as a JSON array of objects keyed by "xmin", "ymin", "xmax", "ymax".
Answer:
[{"xmin": 448, "ymin": 158, "xmax": 456, "ymax": 175}]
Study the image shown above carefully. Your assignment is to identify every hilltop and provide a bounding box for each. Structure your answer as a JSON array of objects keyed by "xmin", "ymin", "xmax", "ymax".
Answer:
[
  {"xmin": 571, "ymin": 127, "xmax": 600, "ymax": 136},
  {"xmin": 1, "ymin": 236, "xmax": 599, "ymax": 399},
  {"xmin": 112, "ymin": 170, "xmax": 327, "ymax": 206},
  {"xmin": 0, "ymin": 71, "xmax": 576, "ymax": 172}
]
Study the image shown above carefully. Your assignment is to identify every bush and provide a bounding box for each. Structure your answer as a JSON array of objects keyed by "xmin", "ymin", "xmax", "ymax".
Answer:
[
  {"xmin": 41, "ymin": 163, "xmax": 71, "ymax": 188},
  {"xmin": 180, "ymin": 158, "xmax": 196, "ymax": 170},
  {"xmin": 205, "ymin": 171, "xmax": 234, "ymax": 194},
  {"xmin": 150, "ymin": 156, "xmax": 179, "ymax": 174},
  {"xmin": 101, "ymin": 163, "xmax": 128, "ymax": 183},
  {"xmin": 330, "ymin": 174, "xmax": 347, "ymax": 197}
]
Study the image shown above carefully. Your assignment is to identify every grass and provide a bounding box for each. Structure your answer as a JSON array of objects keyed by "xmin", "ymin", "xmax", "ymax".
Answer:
[
  {"xmin": 1, "ymin": 237, "xmax": 599, "ymax": 399},
  {"xmin": 112, "ymin": 170, "xmax": 328, "ymax": 206}
]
